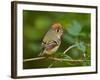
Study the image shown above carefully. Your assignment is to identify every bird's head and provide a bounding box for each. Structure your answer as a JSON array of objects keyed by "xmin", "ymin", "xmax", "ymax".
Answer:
[{"xmin": 51, "ymin": 22, "xmax": 63, "ymax": 37}]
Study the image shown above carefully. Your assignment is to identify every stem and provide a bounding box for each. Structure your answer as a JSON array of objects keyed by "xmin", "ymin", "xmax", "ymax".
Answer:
[
  {"xmin": 63, "ymin": 44, "xmax": 77, "ymax": 54},
  {"xmin": 23, "ymin": 57, "xmax": 45, "ymax": 62}
]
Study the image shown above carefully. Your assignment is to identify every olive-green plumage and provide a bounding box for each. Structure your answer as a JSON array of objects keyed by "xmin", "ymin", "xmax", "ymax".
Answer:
[{"xmin": 39, "ymin": 22, "xmax": 63, "ymax": 56}]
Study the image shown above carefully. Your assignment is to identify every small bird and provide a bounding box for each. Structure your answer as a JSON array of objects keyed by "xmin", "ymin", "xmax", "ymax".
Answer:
[{"xmin": 39, "ymin": 22, "xmax": 63, "ymax": 56}]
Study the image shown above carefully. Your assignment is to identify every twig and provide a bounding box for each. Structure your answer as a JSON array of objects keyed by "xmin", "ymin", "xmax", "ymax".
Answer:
[
  {"xmin": 63, "ymin": 44, "xmax": 77, "ymax": 54},
  {"xmin": 23, "ymin": 57, "xmax": 45, "ymax": 62},
  {"xmin": 48, "ymin": 61, "xmax": 56, "ymax": 68}
]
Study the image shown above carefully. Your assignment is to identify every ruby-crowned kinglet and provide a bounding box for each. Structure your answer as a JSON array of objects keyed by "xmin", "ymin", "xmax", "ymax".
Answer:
[{"xmin": 39, "ymin": 22, "xmax": 63, "ymax": 56}]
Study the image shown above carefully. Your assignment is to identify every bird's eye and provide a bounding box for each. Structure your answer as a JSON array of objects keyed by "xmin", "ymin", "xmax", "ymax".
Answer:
[{"xmin": 56, "ymin": 29, "xmax": 59, "ymax": 32}]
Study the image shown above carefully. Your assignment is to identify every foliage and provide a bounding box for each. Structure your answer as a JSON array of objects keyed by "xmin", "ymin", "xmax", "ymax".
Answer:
[{"xmin": 23, "ymin": 10, "xmax": 91, "ymax": 69}]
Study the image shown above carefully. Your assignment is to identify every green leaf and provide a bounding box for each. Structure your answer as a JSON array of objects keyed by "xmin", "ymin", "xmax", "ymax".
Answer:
[
  {"xmin": 63, "ymin": 34, "xmax": 75, "ymax": 44},
  {"xmin": 67, "ymin": 21, "xmax": 82, "ymax": 36},
  {"xmin": 76, "ymin": 42, "xmax": 86, "ymax": 52}
]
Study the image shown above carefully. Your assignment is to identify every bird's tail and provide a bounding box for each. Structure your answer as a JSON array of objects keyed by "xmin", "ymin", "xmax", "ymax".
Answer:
[
  {"xmin": 38, "ymin": 52, "xmax": 42, "ymax": 56},
  {"xmin": 38, "ymin": 48, "xmax": 45, "ymax": 56},
  {"xmin": 38, "ymin": 44, "xmax": 46, "ymax": 56}
]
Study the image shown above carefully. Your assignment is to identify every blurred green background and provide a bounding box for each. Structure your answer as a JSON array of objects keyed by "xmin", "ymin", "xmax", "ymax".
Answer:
[{"xmin": 23, "ymin": 10, "xmax": 91, "ymax": 69}]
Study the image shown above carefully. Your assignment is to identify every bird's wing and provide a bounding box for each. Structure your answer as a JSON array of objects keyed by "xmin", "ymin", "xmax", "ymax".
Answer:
[
  {"xmin": 38, "ymin": 40, "xmax": 58, "ymax": 56},
  {"xmin": 45, "ymin": 41, "xmax": 58, "ymax": 51}
]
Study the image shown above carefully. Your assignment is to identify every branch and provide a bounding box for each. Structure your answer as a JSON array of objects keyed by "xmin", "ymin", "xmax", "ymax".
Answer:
[
  {"xmin": 23, "ymin": 57, "xmax": 45, "ymax": 62},
  {"xmin": 48, "ymin": 57, "xmax": 90, "ymax": 68},
  {"xmin": 48, "ymin": 57, "xmax": 90, "ymax": 62},
  {"xmin": 23, "ymin": 56, "xmax": 90, "ymax": 62},
  {"xmin": 63, "ymin": 44, "xmax": 77, "ymax": 54},
  {"xmin": 48, "ymin": 56, "xmax": 90, "ymax": 68}
]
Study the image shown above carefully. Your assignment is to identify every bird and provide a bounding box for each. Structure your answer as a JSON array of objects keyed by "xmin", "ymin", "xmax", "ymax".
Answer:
[{"xmin": 39, "ymin": 22, "xmax": 63, "ymax": 56}]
